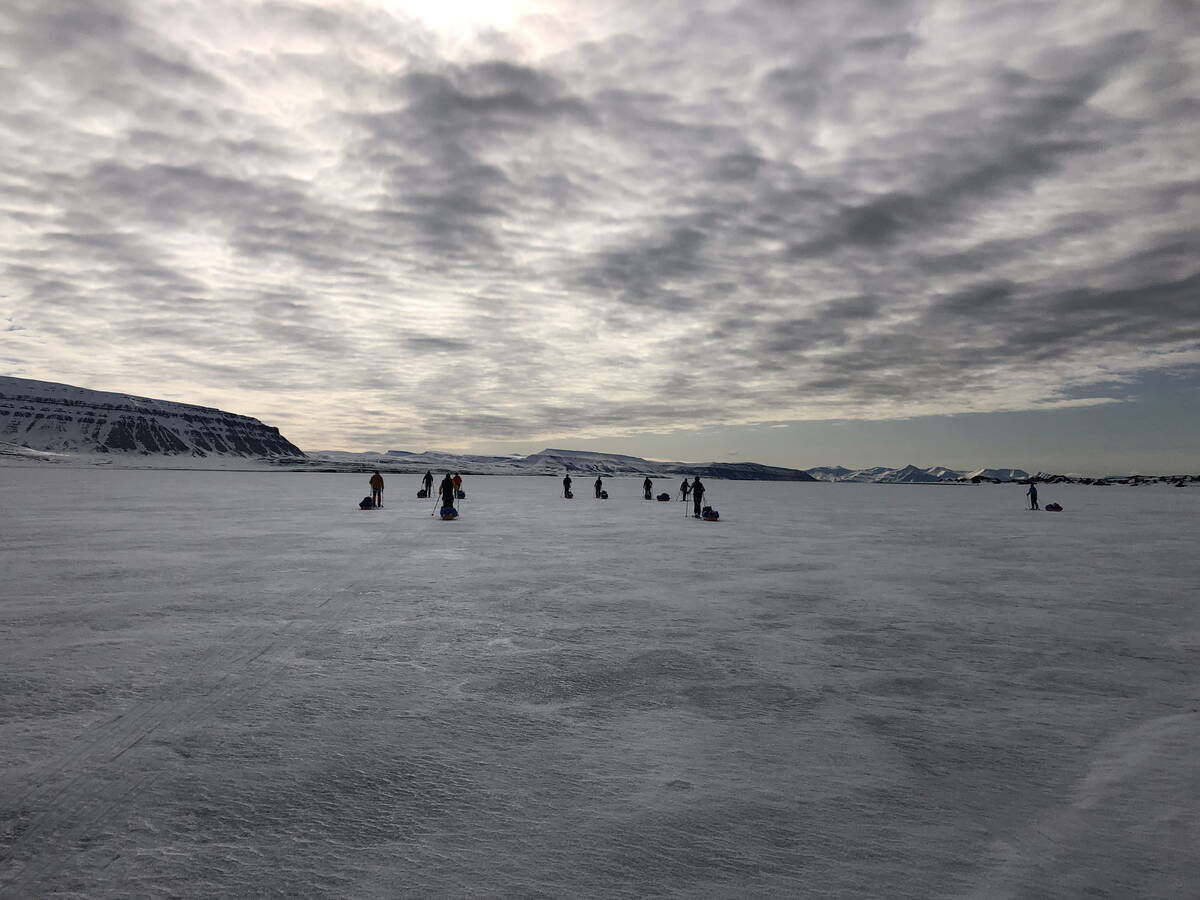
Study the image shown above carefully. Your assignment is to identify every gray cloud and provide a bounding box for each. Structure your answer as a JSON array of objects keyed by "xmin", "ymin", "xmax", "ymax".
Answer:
[{"xmin": 1, "ymin": 0, "xmax": 1197, "ymax": 449}]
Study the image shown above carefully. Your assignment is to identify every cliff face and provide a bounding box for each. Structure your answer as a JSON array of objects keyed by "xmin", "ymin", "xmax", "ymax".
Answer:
[{"xmin": 0, "ymin": 376, "xmax": 304, "ymax": 458}]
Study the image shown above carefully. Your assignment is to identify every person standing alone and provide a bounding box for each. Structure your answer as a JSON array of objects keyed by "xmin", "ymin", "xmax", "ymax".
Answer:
[
  {"xmin": 368, "ymin": 471, "xmax": 384, "ymax": 508},
  {"xmin": 594, "ymin": 475, "xmax": 603, "ymax": 498},
  {"xmin": 643, "ymin": 477, "xmax": 653, "ymax": 500},
  {"xmin": 563, "ymin": 473, "xmax": 573, "ymax": 497},
  {"xmin": 1026, "ymin": 483, "xmax": 1039, "ymax": 510},
  {"xmin": 422, "ymin": 470, "xmax": 434, "ymax": 497},
  {"xmin": 691, "ymin": 475, "xmax": 705, "ymax": 518}
]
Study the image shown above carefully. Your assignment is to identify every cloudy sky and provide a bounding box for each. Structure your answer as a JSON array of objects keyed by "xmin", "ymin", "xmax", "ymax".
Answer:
[{"xmin": 2, "ymin": 0, "xmax": 1198, "ymax": 472}]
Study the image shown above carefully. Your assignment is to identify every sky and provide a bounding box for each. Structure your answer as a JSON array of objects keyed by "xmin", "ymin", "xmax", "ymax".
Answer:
[{"xmin": 1, "ymin": 0, "xmax": 1198, "ymax": 474}]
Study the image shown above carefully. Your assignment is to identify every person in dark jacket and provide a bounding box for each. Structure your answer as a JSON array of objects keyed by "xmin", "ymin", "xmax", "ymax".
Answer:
[
  {"xmin": 422, "ymin": 470, "xmax": 434, "ymax": 496},
  {"xmin": 368, "ymin": 471, "xmax": 384, "ymax": 508},
  {"xmin": 643, "ymin": 477, "xmax": 653, "ymax": 500},
  {"xmin": 594, "ymin": 475, "xmax": 603, "ymax": 498},
  {"xmin": 691, "ymin": 475, "xmax": 705, "ymax": 518},
  {"xmin": 1026, "ymin": 483, "xmax": 1039, "ymax": 510},
  {"xmin": 439, "ymin": 473, "xmax": 456, "ymax": 508},
  {"xmin": 680, "ymin": 478, "xmax": 691, "ymax": 501},
  {"xmin": 563, "ymin": 473, "xmax": 572, "ymax": 497}
]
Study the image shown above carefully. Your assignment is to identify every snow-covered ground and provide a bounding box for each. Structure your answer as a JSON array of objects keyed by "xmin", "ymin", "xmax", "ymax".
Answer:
[{"xmin": 1, "ymin": 470, "xmax": 1197, "ymax": 899}]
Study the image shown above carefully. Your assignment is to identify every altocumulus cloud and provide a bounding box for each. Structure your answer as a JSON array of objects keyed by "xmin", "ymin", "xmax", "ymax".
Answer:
[{"xmin": 0, "ymin": 0, "xmax": 1197, "ymax": 448}]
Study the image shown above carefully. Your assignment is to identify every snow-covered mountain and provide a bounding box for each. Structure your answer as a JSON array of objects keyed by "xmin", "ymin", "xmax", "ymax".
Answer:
[
  {"xmin": 0, "ymin": 376, "xmax": 304, "ymax": 459},
  {"xmin": 294, "ymin": 451, "xmax": 1198, "ymax": 484},
  {"xmin": 962, "ymin": 467, "xmax": 1032, "ymax": 482},
  {"xmin": 803, "ymin": 465, "xmax": 857, "ymax": 482},
  {"xmin": 806, "ymin": 464, "xmax": 968, "ymax": 483},
  {"xmin": 298, "ymin": 447, "xmax": 819, "ymax": 481}
]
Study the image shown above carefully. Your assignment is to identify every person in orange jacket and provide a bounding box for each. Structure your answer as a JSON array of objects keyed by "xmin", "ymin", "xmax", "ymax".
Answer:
[
  {"xmin": 368, "ymin": 471, "xmax": 384, "ymax": 508},
  {"xmin": 452, "ymin": 473, "xmax": 463, "ymax": 498}
]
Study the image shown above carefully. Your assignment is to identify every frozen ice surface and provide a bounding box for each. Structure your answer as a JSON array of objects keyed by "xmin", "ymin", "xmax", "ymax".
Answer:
[{"xmin": 1, "ymin": 469, "xmax": 1197, "ymax": 899}]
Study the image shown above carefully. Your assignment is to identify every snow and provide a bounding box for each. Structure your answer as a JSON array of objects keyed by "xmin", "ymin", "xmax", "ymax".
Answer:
[{"xmin": 1, "ymin": 470, "xmax": 1197, "ymax": 898}]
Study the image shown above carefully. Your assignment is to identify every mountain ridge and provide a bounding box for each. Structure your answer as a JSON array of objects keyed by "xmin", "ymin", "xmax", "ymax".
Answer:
[
  {"xmin": 0, "ymin": 376, "xmax": 303, "ymax": 459},
  {"xmin": 2, "ymin": 377, "xmax": 1194, "ymax": 484}
]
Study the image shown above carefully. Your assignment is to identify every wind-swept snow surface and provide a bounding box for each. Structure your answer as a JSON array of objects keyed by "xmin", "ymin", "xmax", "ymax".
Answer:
[{"xmin": 1, "ymin": 472, "xmax": 1197, "ymax": 898}]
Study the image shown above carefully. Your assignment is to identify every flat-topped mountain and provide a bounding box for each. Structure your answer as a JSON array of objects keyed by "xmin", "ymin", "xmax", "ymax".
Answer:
[{"xmin": 0, "ymin": 376, "xmax": 303, "ymax": 459}]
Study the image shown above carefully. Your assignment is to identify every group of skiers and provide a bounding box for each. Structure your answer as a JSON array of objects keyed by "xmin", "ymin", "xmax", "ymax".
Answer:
[
  {"xmin": 562, "ymin": 473, "xmax": 709, "ymax": 517},
  {"xmin": 361, "ymin": 470, "xmax": 462, "ymax": 510},
  {"xmin": 366, "ymin": 470, "xmax": 712, "ymax": 518}
]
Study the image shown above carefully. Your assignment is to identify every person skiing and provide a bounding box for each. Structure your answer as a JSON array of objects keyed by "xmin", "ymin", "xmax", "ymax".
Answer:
[
  {"xmin": 594, "ymin": 475, "xmax": 603, "ymax": 498},
  {"xmin": 422, "ymin": 470, "xmax": 434, "ymax": 497},
  {"xmin": 368, "ymin": 471, "xmax": 384, "ymax": 508},
  {"xmin": 691, "ymin": 475, "xmax": 705, "ymax": 518},
  {"xmin": 680, "ymin": 478, "xmax": 691, "ymax": 501},
  {"xmin": 563, "ymin": 473, "xmax": 572, "ymax": 497},
  {"xmin": 643, "ymin": 477, "xmax": 653, "ymax": 500},
  {"xmin": 452, "ymin": 473, "xmax": 463, "ymax": 498},
  {"xmin": 1026, "ymin": 483, "xmax": 1039, "ymax": 510},
  {"xmin": 439, "ymin": 473, "xmax": 456, "ymax": 508}
]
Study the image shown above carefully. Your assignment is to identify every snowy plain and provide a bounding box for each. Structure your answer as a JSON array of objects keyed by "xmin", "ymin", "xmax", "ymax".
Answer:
[{"xmin": 1, "ymin": 468, "xmax": 1197, "ymax": 899}]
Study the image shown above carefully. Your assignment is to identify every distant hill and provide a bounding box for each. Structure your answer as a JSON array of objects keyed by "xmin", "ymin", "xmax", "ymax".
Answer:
[
  {"xmin": 299, "ymin": 447, "xmax": 819, "ymax": 481},
  {"xmin": 0, "ymin": 376, "xmax": 304, "ymax": 459},
  {"xmin": 296, "ymin": 451, "xmax": 1197, "ymax": 484},
  {"xmin": 807, "ymin": 464, "xmax": 968, "ymax": 483}
]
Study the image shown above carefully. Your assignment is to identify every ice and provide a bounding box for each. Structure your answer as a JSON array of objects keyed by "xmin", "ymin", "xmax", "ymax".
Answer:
[{"xmin": 1, "ymin": 469, "xmax": 1197, "ymax": 898}]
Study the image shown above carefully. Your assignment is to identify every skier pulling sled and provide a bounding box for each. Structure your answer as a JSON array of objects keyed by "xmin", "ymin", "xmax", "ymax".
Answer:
[{"xmin": 435, "ymin": 473, "xmax": 459, "ymax": 519}]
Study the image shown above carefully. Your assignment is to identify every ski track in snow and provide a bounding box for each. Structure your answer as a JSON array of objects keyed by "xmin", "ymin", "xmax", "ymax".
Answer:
[{"xmin": 0, "ymin": 469, "xmax": 1197, "ymax": 899}]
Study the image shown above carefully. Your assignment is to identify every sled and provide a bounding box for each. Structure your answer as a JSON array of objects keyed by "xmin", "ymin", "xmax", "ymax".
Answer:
[
  {"xmin": 417, "ymin": 489, "xmax": 428, "ymax": 499},
  {"xmin": 439, "ymin": 506, "xmax": 459, "ymax": 520}
]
